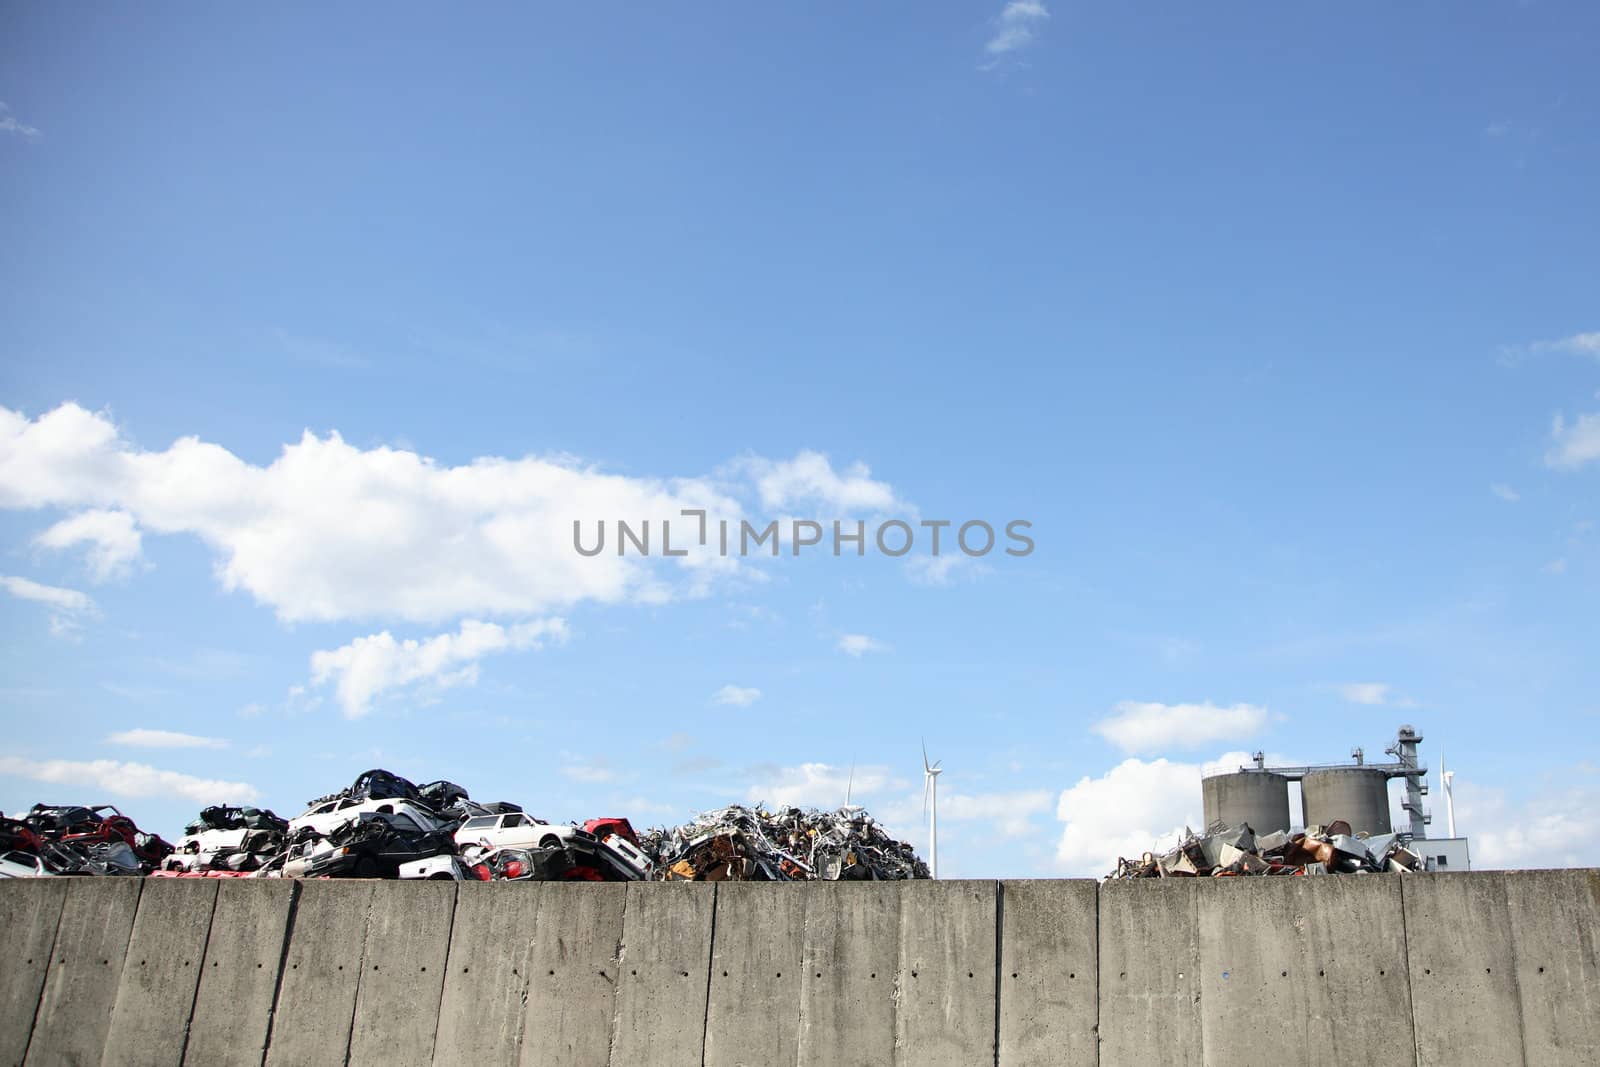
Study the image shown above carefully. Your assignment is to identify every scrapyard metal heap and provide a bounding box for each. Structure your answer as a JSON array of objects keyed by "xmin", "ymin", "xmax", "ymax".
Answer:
[
  {"xmin": 2, "ymin": 771, "xmax": 929, "ymax": 884},
  {"xmin": 1107, "ymin": 820, "xmax": 1424, "ymax": 880},
  {"xmin": 0, "ymin": 804, "xmax": 173, "ymax": 876},
  {"xmin": 642, "ymin": 804, "xmax": 929, "ymax": 881}
]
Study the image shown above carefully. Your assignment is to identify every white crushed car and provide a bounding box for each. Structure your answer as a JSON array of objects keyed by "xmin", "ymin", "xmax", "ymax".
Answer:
[{"xmin": 453, "ymin": 811, "xmax": 590, "ymax": 854}]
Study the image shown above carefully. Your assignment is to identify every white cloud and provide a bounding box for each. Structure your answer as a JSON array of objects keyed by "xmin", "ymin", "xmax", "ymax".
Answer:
[
  {"xmin": 1542, "ymin": 557, "xmax": 1568, "ymax": 575},
  {"xmin": 1490, "ymin": 483, "xmax": 1520, "ymax": 502},
  {"xmin": 35, "ymin": 509, "xmax": 143, "ymax": 581},
  {"xmin": 0, "ymin": 574, "xmax": 99, "ymax": 637},
  {"xmin": 713, "ymin": 684, "xmax": 762, "ymax": 707},
  {"xmin": 736, "ymin": 450, "xmax": 904, "ymax": 515},
  {"xmin": 559, "ymin": 755, "xmax": 619, "ymax": 784},
  {"xmin": 0, "ymin": 102, "xmax": 39, "ymax": 140},
  {"xmin": 1053, "ymin": 752, "xmax": 1251, "ymax": 876},
  {"xmin": 1484, "ymin": 120, "xmax": 1511, "ymax": 138},
  {"xmin": 1091, "ymin": 700, "xmax": 1267, "ymax": 753},
  {"xmin": 746, "ymin": 762, "xmax": 905, "ymax": 809},
  {"xmin": 1339, "ymin": 682, "xmax": 1391, "ymax": 706},
  {"xmin": 0, "ymin": 755, "xmax": 259, "ymax": 804},
  {"xmin": 837, "ymin": 633, "xmax": 888, "ymax": 657},
  {"xmin": 985, "ymin": 1, "xmax": 1050, "ymax": 56},
  {"xmin": 1547, "ymin": 411, "xmax": 1600, "ymax": 469},
  {"xmin": 0, "ymin": 404, "xmax": 913, "ymax": 625},
  {"xmin": 905, "ymin": 554, "xmax": 971, "ymax": 586},
  {"xmin": 938, "ymin": 789, "xmax": 1053, "ymax": 837},
  {"xmin": 106, "ymin": 728, "xmax": 228, "ymax": 750},
  {"xmin": 1454, "ymin": 769, "xmax": 1600, "ymax": 869},
  {"xmin": 1529, "ymin": 330, "xmax": 1600, "ymax": 359},
  {"xmin": 309, "ymin": 617, "xmax": 568, "ymax": 718}
]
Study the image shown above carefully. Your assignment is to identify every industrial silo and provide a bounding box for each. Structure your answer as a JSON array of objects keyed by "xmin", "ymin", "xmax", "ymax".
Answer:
[
  {"xmin": 1301, "ymin": 768, "xmax": 1392, "ymax": 835},
  {"xmin": 1201, "ymin": 771, "xmax": 1292, "ymax": 834}
]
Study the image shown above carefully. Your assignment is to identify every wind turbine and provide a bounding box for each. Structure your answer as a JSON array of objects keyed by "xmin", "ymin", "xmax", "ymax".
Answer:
[
  {"xmin": 922, "ymin": 741, "xmax": 942, "ymax": 879},
  {"xmin": 1440, "ymin": 747, "xmax": 1457, "ymax": 838}
]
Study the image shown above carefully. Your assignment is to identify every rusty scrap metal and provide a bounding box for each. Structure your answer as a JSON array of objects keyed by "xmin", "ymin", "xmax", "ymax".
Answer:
[{"xmin": 1107, "ymin": 821, "xmax": 1426, "ymax": 880}]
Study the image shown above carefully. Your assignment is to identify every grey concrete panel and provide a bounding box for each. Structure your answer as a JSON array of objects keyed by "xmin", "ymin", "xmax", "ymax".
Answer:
[
  {"xmin": 519, "ymin": 883, "xmax": 626, "ymax": 1067},
  {"xmin": 183, "ymin": 878, "xmax": 295, "ymax": 1067},
  {"xmin": 796, "ymin": 883, "xmax": 900, "ymax": 1067},
  {"xmin": 1196, "ymin": 875, "xmax": 1413, "ymax": 1067},
  {"xmin": 347, "ymin": 881, "xmax": 456, "ymax": 1067},
  {"xmin": 894, "ymin": 880, "xmax": 996, "ymax": 1067},
  {"xmin": 1502, "ymin": 869, "xmax": 1600, "ymax": 1066},
  {"xmin": 102, "ymin": 878, "xmax": 218, "ymax": 1067},
  {"xmin": 24, "ymin": 878, "xmax": 142, "ymax": 1067},
  {"xmin": 609, "ymin": 883, "xmax": 715, "ymax": 1067},
  {"xmin": 1403, "ymin": 872, "xmax": 1525, "ymax": 1066},
  {"xmin": 0, "ymin": 879, "xmax": 67, "ymax": 1067},
  {"xmin": 1097, "ymin": 878, "xmax": 1202, "ymax": 1067},
  {"xmin": 263, "ymin": 879, "xmax": 375, "ymax": 1067},
  {"xmin": 433, "ymin": 882, "xmax": 542, "ymax": 1066},
  {"xmin": 997, "ymin": 879, "xmax": 1097, "ymax": 1067},
  {"xmin": 703, "ymin": 882, "xmax": 804, "ymax": 1067}
]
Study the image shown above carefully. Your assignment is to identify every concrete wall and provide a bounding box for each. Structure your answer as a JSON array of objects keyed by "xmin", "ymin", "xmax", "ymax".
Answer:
[{"xmin": 3, "ymin": 870, "xmax": 1596, "ymax": 1066}]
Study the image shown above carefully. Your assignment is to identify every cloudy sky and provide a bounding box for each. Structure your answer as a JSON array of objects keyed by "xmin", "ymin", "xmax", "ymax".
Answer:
[{"xmin": 2, "ymin": 4, "xmax": 1596, "ymax": 876}]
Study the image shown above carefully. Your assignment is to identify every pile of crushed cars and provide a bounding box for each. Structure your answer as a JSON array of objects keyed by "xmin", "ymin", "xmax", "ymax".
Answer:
[
  {"xmin": 1107, "ymin": 821, "xmax": 1424, "ymax": 880},
  {"xmin": 641, "ymin": 804, "xmax": 929, "ymax": 881},
  {"xmin": 1, "ymin": 770, "xmax": 930, "ymax": 883},
  {"xmin": 0, "ymin": 804, "xmax": 173, "ymax": 876}
]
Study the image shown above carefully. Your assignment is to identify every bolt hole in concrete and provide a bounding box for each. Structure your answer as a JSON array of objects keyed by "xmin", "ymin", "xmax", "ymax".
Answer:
[
  {"xmin": 632, "ymin": 970, "xmax": 637, "ymax": 976},
  {"xmin": 968, "ymin": 972, "xmax": 974, "ymax": 978},
  {"xmin": 816, "ymin": 972, "xmax": 822, "ymax": 978},
  {"xmin": 775, "ymin": 973, "xmax": 781, "ymax": 979},
  {"xmin": 912, "ymin": 972, "xmax": 918, "ymax": 978},
  {"xmin": 1539, "ymin": 966, "xmax": 1546, "ymax": 973},
  {"xmin": 1281, "ymin": 971, "xmax": 1288, "ymax": 978},
  {"xmin": 1425, "ymin": 969, "xmax": 1431, "ymax": 975},
  {"xmin": 1318, "ymin": 970, "xmax": 1325, "ymax": 977},
  {"xmin": 337, "ymin": 966, "xmax": 343, "ymax": 971},
  {"xmin": 464, "ymin": 967, "xmax": 471, "ymax": 973},
  {"xmin": 722, "ymin": 971, "xmax": 729, "ymax": 977},
  {"xmin": 1379, "ymin": 970, "xmax": 1385, "ymax": 976},
  {"xmin": 548, "ymin": 970, "xmax": 555, "ymax": 976}
]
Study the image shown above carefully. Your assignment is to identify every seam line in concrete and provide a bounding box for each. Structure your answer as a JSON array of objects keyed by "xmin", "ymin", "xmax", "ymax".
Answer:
[
  {"xmin": 19, "ymin": 882, "xmax": 70, "ymax": 1067},
  {"xmin": 992, "ymin": 881, "xmax": 1002, "ymax": 1067},
  {"xmin": 698, "ymin": 883, "xmax": 718, "ymax": 1067},
  {"xmin": 176, "ymin": 881, "xmax": 223, "ymax": 1067},
  {"xmin": 1094, "ymin": 881, "xmax": 1102, "ymax": 1066},
  {"xmin": 341, "ymin": 886, "xmax": 378, "ymax": 1067},
  {"xmin": 257, "ymin": 880, "xmax": 302, "ymax": 1067},
  {"xmin": 424, "ymin": 884, "xmax": 461, "ymax": 1066},
  {"xmin": 1397, "ymin": 876, "xmax": 1421, "ymax": 1067},
  {"xmin": 605, "ymin": 884, "xmax": 630, "ymax": 1067}
]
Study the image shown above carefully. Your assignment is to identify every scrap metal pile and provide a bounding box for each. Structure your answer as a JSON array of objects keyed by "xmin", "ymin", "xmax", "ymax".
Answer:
[
  {"xmin": 1108, "ymin": 821, "xmax": 1424, "ymax": 880},
  {"xmin": 2, "ymin": 771, "xmax": 926, "ymax": 884},
  {"xmin": 0, "ymin": 804, "xmax": 173, "ymax": 876},
  {"xmin": 641, "ymin": 804, "xmax": 929, "ymax": 881}
]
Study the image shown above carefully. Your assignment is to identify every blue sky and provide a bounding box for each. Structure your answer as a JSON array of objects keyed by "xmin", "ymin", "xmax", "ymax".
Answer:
[{"xmin": 1, "ymin": 3, "xmax": 1596, "ymax": 877}]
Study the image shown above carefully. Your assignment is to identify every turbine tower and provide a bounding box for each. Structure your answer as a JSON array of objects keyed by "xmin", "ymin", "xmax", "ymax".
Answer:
[
  {"xmin": 922, "ymin": 741, "xmax": 942, "ymax": 879},
  {"xmin": 1440, "ymin": 748, "xmax": 1457, "ymax": 838}
]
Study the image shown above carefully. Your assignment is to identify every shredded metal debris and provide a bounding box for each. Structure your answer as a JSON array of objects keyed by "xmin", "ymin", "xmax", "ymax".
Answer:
[
  {"xmin": 1107, "ymin": 820, "xmax": 1423, "ymax": 879},
  {"xmin": 641, "ymin": 804, "xmax": 929, "ymax": 881}
]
